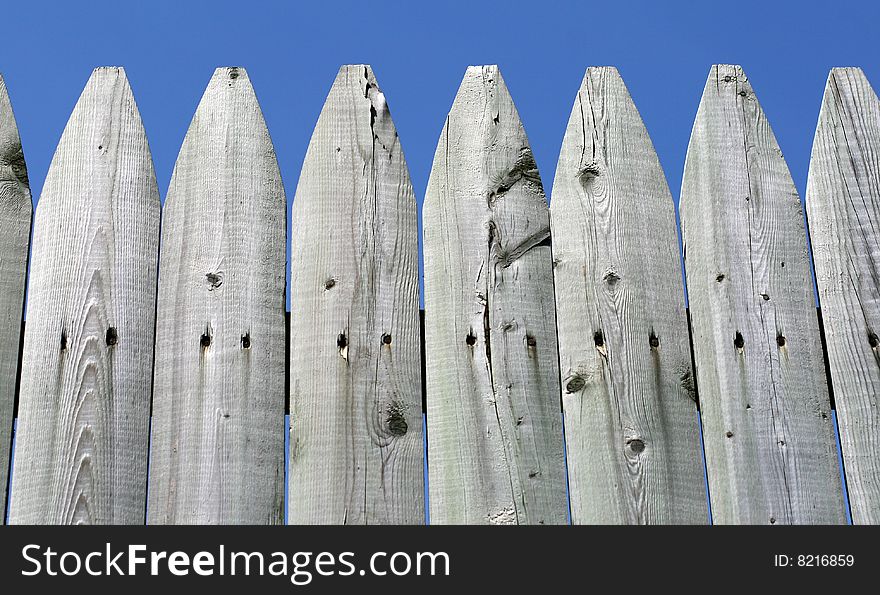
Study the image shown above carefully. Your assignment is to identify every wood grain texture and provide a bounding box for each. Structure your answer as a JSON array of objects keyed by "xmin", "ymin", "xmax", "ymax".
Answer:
[
  {"xmin": 0, "ymin": 74, "xmax": 32, "ymax": 525},
  {"xmin": 423, "ymin": 66, "xmax": 567, "ymax": 525},
  {"xmin": 9, "ymin": 68, "xmax": 160, "ymax": 524},
  {"xmin": 288, "ymin": 65, "xmax": 423, "ymax": 525},
  {"xmin": 806, "ymin": 68, "xmax": 880, "ymax": 524},
  {"xmin": 149, "ymin": 68, "xmax": 285, "ymax": 525},
  {"xmin": 550, "ymin": 67, "xmax": 707, "ymax": 524},
  {"xmin": 681, "ymin": 64, "xmax": 846, "ymax": 524}
]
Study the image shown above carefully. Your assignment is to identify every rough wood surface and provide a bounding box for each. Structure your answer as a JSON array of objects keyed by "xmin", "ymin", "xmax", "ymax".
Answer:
[
  {"xmin": 550, "ymin": 67, "xmax": 707, "ymax": 524},
  {"xmin": 423, "ymin": 65, "xmax": 567, "ymax": 525},
  {"xmin": 288, "ymin": 65, "xmax": 423, "ymax": 525},
  {"xmin": 806, "ymin": 67, "xmax": 880, "ymax": 524},
  {"xmin": 9, "ymin": 68, "xmax": 160, "ymax": 524},
  {"xmin": 149, "ymin": 68, "xmax": 285, "ymax": 525},
  {"xmin": 0, "ymin": 75, "xmax": 32, "ymax": 524},
  {"xmin": 680, "ymin": 64, "xmax": 846, "ymax": 524}
]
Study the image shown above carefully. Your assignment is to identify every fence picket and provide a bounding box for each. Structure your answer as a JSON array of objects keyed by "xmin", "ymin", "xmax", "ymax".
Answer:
[
  {"xmin": 9, "ymin": 68, "xmax": 160, "ymax": 524},
  {"xmin": 806, "ymin": 67, "xmax": 880, "ymax": 524},
  {"xmin": 423, "ymin": 66, "xmax": 567, "ymax": 525},
  {"xmin": 680, "ymin": 64, "xmax": 846, "ymax": 524},
  {"xmin": 148, "ymin": 68, "xmax": 286, "ymax": 525},
  {"xmin": 0, "ymin": 75, "xmax": 32, "ymax": 524},
  {"xmin": 288, "ymin": 65, "xmax": 423, "ymax": 525},
  {"xmin": 551, "ymin": 67, "xmax": 708, "ymax": 524}
]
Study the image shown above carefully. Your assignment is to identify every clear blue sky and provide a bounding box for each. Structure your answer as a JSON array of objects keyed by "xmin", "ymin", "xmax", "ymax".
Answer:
[{"xmin": 4, "ymin": 0, "xmax": 879, "ymax": 290}]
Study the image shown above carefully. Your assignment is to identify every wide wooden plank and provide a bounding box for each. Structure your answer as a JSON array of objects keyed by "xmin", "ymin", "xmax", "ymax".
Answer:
[
  {"xmin": 680, "ymin": 64, "xmax": 846, "ymax": 524},
  {"xmin": 288, "ymin": 65, "xmax": 423, "ymax": 525},
  {"xmin": 9, "ymin": 68, "xmax": 160, "ymax": 524},
  {"xmin": 148, "ymin": 67, "xmax": 285, "ymax": 524},
  {"xmin": 550, "ymin": 67, "xmax": 707, "ymax": 524},
  {"xmin": 806, "ymin": 67, "xmax": 880, "ymax": 524},
  {"xmin": 423, "ymin": 65, "xmax": 567, "ymax": 525},
  {"xmin": 0, "ymin": 75, "xmax": 32, "ymax": 524}
]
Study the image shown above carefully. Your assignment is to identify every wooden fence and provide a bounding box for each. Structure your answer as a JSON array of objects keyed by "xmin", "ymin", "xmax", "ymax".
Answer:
[{"xmin": 0, "ymin": 63, "xmax": 878, "ymax": 525}]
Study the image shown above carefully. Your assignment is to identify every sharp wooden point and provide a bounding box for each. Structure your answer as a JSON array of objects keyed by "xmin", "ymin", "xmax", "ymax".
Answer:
[
  {"xmin": 826, "ymin": 66, "xmax": 873, "ymax": 91},
  {"xmin": 203, "ymin": 67, "xmax": 256, "ymax": 92}
]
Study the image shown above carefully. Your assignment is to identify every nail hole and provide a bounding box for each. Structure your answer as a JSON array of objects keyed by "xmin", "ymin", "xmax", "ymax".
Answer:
[
  {"xmin": 228, "ymin": 68, "xmax": 239, "ymax": 79},
  {"xmin": 734, "ymin": 332, "xmax": 744, "ymax": 350},
  {"xmin": 593, "ymin": 330, "xmax": 605, "ymax": 348},
  {"xmin": 337, "ymin": 333, "xmax": 347, "ymax": 349},
  {"xmin": 60, "ymin": 331, "xmax": 68, "ymax": 351},
  {"xmin": 776, "ymin": 334, "xmax": 786, "ymax": 347},
  {"xmin": 739, "ymin": 90, "xmax": 747, "ymax": 97},
  {"xmin": 769, "ymin": 517, "xmax": 776, "ymax": 525},
  {"xmin": 716, "ymin": 273, "xmax": 725, "ymax": 283},
  {"xmin": 649, "ymin": 332, "xmax": 659, "ymax": 348},
  {"xmin": 241, "ymin": 333, "xmax": 251, "ymax": 349},
  {"xmin": 105, "ymin": 327, "xmax": 118, "ymax": 346},
  {"xmin": 97, "ymin": 145, "xmax": 103, "ymax": 151},
  {"xmin": 526, "ymin": 334, "xmax": 537, "ymax": 348},
  {"xmin": 724, "ymin": 75, "xmax": 732, "ymax": 82},
  {"xmin": 324, "ymin": 278, "xmax": 336, "ymax": 290},
  {"xmin": 761, "ymin": 293, "xmax": 770, "ymax": 301},
  {"xmin": 726, "ymin": 431, "xmax": 734, "ymax": 438},
  {"xmin": 465, "ymin": 332, "xmax": 477, "ymax": 346},
  {"xmin": 382, "ymin": 333, "xmax": 392, "ymax": 345},
  {"xmin": 200, "ymin": 333, "xmax": 212, "ymax": 348}
]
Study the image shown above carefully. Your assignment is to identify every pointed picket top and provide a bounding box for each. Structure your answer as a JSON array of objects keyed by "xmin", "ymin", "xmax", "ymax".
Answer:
[
  {"xmin": 550, "ymin": 67, "xmax": 707, "ymax": 524},
  {"xmin": 288, "ymin": 65, "xmax": 423, "ymax": 524},
  {"xmin": 149, "ymin": 67, "xmax": 286, "ymax": 525},
  {"xmin": 680, "ymin": 64, "xmax": 846, "ymax": 524},
  {"xmin": 9, "ymin": 67, "xmax": 160, "ymax": 524},
  {"xmin": 806, "ymin": 67, "xmax": 880, "ymax": 524},
  {"xmin": 423, "ymin": 66, "xmax": 567, "ymax": 525},
  {"xmin": 0, "ymin": 74, "xmax": 32, "ymax": 525}
]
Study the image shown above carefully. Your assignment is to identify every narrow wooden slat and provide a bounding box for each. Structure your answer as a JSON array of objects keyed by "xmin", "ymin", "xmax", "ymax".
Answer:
[
  {"xmin": 288, "ymin": 65, "xmax": 423, "ymax": 524},
  {"xmin": 149, "ymin": 67, "xmax": 285, "ymax": 524},
  {"xmin": 0, "ymin": 75, "xmax": 32, "ymax": 524},
  {"xmin": 806, "ymin": 67, "xmax": 880, "ymax": 524},
  {"xmin": 9, "ymin": 68, "xmax": 160, "ymax": 524},
  {"xmin": 550, "ymin": 67, "xmax": 707, "ymax": 524},
  {"xmin": 681, "ymin": 64, "xmax": 846, "ymax": 524},
  {"xmin": 423, "ymin": 65, "xmax": 567, "ymax": 525}
]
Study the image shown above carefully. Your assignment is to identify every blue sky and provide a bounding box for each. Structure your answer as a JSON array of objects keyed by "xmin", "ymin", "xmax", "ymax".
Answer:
[{"xmin": 4, "ymin": 0, "xmax": 879, "ymax": 302}]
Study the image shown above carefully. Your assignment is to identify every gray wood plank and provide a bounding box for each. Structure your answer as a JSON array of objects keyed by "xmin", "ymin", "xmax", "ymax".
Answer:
[
  {"xmin": 288, "ymin": 65, "xmax": 423, "ymax": 525},
  {"xmin": 423, "ymin": 65, "xmax": 567, "ymax": 525},
  {"xmin": 806, "ymin": 67, "xmax": 880, "ymax": 524},
  {"xmin": 148, "ymin": 67, "xmax": 285, "ymax": 525},
  {"xmin": 8, "ymin": 68, "xmax": 160, "ymax": 524},
  {"xmin": 0, "ymin": 74, "xmax": 32, "ymax": 525},
  {"xmin": 680, "ymin": 64, "xmax": 846, "ymax": 524},
  {"xmin": 550, "ymin": 67, "xmax": 707, "ymax": 524}
]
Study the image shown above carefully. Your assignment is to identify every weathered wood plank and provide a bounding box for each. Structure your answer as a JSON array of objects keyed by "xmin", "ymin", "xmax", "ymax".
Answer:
[
  {"xmin": 680, "ymin": 64, "xmax": 846, "ymax": 524},
  {"xmin": 0, "ymin": 74, "xmax": 32, "ymax": 524},
  {"xmin": 806, "ymin": 67, "xmax": 880, "ymax": 524},
  {"xmin": 423, "ymin": 65, "xmax": 567, "ymax": 525},
  {"xmin": 550, "ymin": 67, "xmax": 707, "ymax": 524},
  {"xmin": 149, "ymin": 67, "xmax": 285, "ymax": 525},
  {"xmin": 288, "ymin": 65, "xmax": 423, "ymax": 525},
  {"xmin": 9, "ymin": 68, "xmax": 160, "ymax": 524}
]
